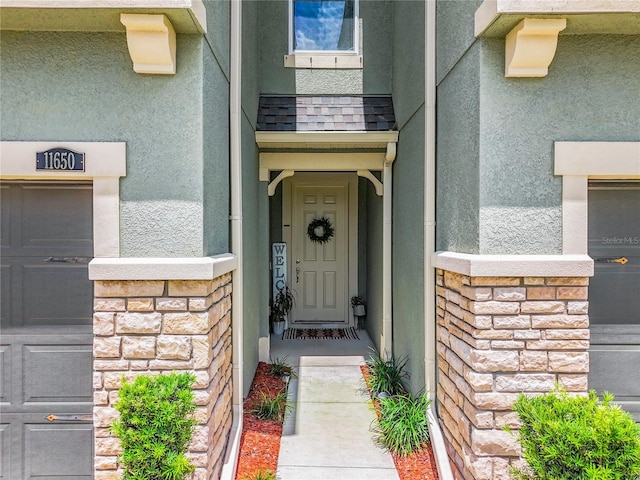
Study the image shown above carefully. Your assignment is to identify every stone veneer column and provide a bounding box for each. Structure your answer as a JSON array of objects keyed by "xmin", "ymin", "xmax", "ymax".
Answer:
[
  {"xmin": 92, "ymin": 274, "xmax": 233, "ymax": 480},
  {"xmin": 435, "ymin": 269, "xmax": 589, "ymax": 480}
]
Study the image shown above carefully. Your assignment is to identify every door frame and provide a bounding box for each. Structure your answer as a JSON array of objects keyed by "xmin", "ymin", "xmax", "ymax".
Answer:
[{"xmin": 282, "ymin": 172, "xmax": 358, "ymax": 328}]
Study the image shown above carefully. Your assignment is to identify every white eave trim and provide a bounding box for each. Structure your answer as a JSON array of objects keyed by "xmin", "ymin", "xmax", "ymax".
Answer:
[
  {"xmin": 88, "ymin": 253, "xmax": 238, "ymax": 280},
  {"xmin": 0, "ymin": 0, "xmax": 207, "ymax": 34},
  {"xmin": 257, "ymin": 131, "xmax": 399, "ymax": 182},
  {"xmin": 475, "ymin": 0, "xmax": 640, "ymax": 36},
  {"xmin": 432, "ymin": 251, "xmax": 594, "ymax": 278},
  {"xmin": 255, "ymin": 131, "xmax": 398, "ymax": 148}
]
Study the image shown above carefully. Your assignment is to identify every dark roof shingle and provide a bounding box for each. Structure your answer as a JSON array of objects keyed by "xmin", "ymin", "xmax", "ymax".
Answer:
[{"xmin": 257, "ymin": 96, "xmax": 396, "ymax": 132}]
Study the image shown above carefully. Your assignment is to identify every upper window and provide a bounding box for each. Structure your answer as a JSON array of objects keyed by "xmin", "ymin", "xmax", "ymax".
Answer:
[{"xmin": 290, "ymin": 0, "xmax": 358, "ymax": 53}]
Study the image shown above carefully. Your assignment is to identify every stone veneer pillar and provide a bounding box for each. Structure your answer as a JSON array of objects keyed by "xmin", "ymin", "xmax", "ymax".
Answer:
[
  {"xmin": 436, "ymin": 269, "xmax": 590, "ymax": 480},
  {"xmin": 92, "ymin": 274, "xmax": 233, "ymax": 480}
]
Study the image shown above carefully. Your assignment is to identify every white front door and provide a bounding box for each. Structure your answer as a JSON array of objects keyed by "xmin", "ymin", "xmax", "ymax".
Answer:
[{"xmin": 285, "ymin": 174, "xmax": 356, "ymax": 326}]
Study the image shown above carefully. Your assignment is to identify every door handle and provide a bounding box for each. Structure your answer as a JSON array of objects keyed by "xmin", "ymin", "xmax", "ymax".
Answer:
[
  {"xmin": 595, "ymin": 256, "xmax": 629, "ymax": 265},
  {"xmin": 46, "ymin": 414, "xmax": 93, "ymax": 422},
  {"xmin": 296, "ymin": 266, "xmax": 300, "ymax": 283},
  {"xmin": 44, "ymin": 257, "xmax": 89, "ymax": 264}
]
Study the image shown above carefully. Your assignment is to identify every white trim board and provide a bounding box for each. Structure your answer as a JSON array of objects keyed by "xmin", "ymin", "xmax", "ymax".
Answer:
[
  {"xmin": 89, "ymin": 254, "xmax": 238, "ymax": 280},
  {"xmin": 1, "ymin": 141, "xmax": 126, "ymax": 258},
  {"xmin": 432, "ymin": 252, "xmax": 593, "ymax": 278},
  {"xmin": 555, "ymin": 141, "xmax": 640, "ymax": 255}
]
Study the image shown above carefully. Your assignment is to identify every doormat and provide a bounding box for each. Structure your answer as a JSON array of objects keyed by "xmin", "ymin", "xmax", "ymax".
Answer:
[{"xmin": 283, "ymin": 327, "xmax": 360, "ymax": 340}]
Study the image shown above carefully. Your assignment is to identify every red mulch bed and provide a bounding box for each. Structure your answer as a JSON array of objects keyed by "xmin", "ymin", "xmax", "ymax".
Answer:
[
  {"xmin": 360, "ymin": 365, "xmax": 440, "ymax": 480},
  {"xmin": 234, "ymin": 360, "xmax": 438, "ymax": 480},
  {"xmin": 234, "ymin": 362, "xmax": 286, "ymax": 480}
]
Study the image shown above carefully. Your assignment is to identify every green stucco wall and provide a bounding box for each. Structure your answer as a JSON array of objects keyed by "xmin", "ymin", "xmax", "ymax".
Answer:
[
  {"xmin": 391, "ymin": 0, "xmax": 426, "ymax": 395},
  {"xmin": 435, "ymin": 0, "xmax": 482, "ymax": 253},
  {"xmin": 1, "ymin": 30, "xmax": 230, "ymax": 257},
  {"xmin": 258, "ymin": 0, "xmax": 393, "ymax": 95},
  {"xmin": 242, "ymin": 0, "xmax": 269, "ymax": 395},
  {"xmin": 365, "ymin": 179, "xmax": 383, "ymax": 353},
  {"xmin": 436, "ymin": 43, "xmax": 481, "ymax": 253},
  {"xmin": 478, "ymin": 34, "xmax": 640, "ymax": 254},
  {"xmin": 436, "ymin": 0, "xmax": 640, "ymax": 255},
  {"xmin": 436, "ymin": 0, "xmax": 483, "ymax": 85},
  {"xmin": 203, "ymin": 0, "xmax": 231, "ymax": 257}
]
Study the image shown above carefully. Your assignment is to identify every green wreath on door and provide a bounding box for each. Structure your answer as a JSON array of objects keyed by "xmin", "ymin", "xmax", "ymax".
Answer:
[{"xmin": 307, "ymin": 217, "xmax": 334, "ymax": 244}]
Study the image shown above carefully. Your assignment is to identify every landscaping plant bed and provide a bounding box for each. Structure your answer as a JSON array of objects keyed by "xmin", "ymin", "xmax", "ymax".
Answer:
[
  {"xmin": 360, "ymin": 364, "xmax": 440, "ymax": 480},
  {"xmin": 234, "ymin": 360, "xmax": 439, "ymax": 480},
  {"xmin": 234, "ymin": 362, "xmax": 286, "ymax": 480}
]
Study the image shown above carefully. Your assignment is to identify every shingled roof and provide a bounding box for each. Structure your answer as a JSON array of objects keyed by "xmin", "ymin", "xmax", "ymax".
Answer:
[{"xmin": 257, "ymin": 96, "xmax": 396, "ymax": 132}]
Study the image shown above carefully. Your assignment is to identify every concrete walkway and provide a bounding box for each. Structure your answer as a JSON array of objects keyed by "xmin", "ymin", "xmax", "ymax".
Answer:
[{"xmin": 271, "ymin": 331, "xmax": 401, "ymax": 480}]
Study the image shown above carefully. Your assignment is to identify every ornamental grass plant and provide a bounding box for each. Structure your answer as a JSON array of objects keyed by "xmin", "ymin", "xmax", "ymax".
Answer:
[
  {"xmin": 375, "ymin": 392, "xmax": 432, "ymax": 456},
  {"xmin": 365, "ymin": 348, "xmax": 409, "ymax": 397},
  {"xmin": 510, "ymin": 386, "xmax": 640, "ymax": 480},
  {"xmin": 269, "ymin": 355, "xmax": 296, "ymax": 379},
  {"xmin": 111, "ymin": 372, "xmax": 196, "ymax": 480},
  {"xmin": 251, "ymin": 390, "xmax": 291, "ymax": 422},
  {"xmin": 241, "ymin": 469, "xmax": 277, "ymax": 480}
]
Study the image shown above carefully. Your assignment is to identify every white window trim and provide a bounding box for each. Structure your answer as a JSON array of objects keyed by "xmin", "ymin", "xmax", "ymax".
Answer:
[
  {"xmin": 286, "ymin": 0, "xmax": 362, "ymax": 69},
  {"xmin": 0, "ymin": 141, "xmax": 126, "ymax": 258},
  {"xmin": 555, "ymin": 141, "xmax": 640, "ymax": 255}
]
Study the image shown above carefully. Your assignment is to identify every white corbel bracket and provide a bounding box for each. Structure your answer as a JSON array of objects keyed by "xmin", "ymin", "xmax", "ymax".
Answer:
[
  {"xmin": 120, "ymin": 14, "xmax": 176, "ymax": 75},
  {"xmin": 505, "ymin": 18, "xmax": 566, "ymax": 78},
  {"xmin": 268, "ymin": 170, "xmax": 295, "ymax": 196},
  {"xmin": 357, "ymin": 170, "xmax": 383, "ymax": 196}
]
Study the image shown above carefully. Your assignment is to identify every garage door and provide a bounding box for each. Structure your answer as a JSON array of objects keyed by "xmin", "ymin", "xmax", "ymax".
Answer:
[
  {"xmin": 1, "ymin": 182, "xmax": 94, "ymax": 479},
  {"xmin": 588, "ymin": 181, "xmax": 640, "ymax": 421}
]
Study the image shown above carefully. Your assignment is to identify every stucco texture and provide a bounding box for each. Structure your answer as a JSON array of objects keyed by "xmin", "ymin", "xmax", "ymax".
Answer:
[
  {"xmin": 436, "ymin": 42, "xmax": 481, "ymax": 253},
  {"xmin": 1, "ymin": 31, "xmax": 230, "ymax": 257},
  {"xmin": 365, "ymin": 179, "xmax": 384, "ymax": 355},
  {"xmin": 390, "ymin": 0, "xmax": 426, "ymax": 395},
  {"xmin": 478, "ymin": 34, "xmax": 640, "ymax": 254},
  {"xmin": 259, "ymin": 0, "xmax": 392, "ymax": 95},
  {"xmin": 242, "ymin": 0, "xmax": 269, "ymax": 395},
  {"xmin": 436, "ymin": 0, "xmax": 483, "ymax": 85},
  {"xmin": 392, "ymin": 108, "xmax": 426, "ymax": 394},
  {"xmin": 203, "ymin": 3, "xmax": 231, "ymax": 257}
]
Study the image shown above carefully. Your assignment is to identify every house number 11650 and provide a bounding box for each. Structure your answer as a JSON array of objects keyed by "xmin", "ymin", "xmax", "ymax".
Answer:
[{"xmin": 36, "ymin": 148, "xmax": 85, "ymax": 172}]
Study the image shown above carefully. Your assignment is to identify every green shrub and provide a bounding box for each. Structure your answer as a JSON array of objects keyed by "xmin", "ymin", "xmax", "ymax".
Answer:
[
  {"xmin": 374, "ymin": 392, "xmax": 431, "ymax": 456},
  {"xmin": 365, "ymin": 349, "xmax": 408, "ymax": 397},
  {"xmin": 111, "ymin": 372, "xmax": 197, "ymax": 480},
  {"xmin": 242, "ymin": 469, "xmax": 277, "ymax": 480},
  {"xmin": 251, "ymin": 390, "xmax": 291, "ymax": 422},
  {"xmin": 510, "ymin": 387, "xmax": 640, "ymax": 480},
  {"xmin": 269, "ymin": 356, "xmax": 296, "ymax": 379}
]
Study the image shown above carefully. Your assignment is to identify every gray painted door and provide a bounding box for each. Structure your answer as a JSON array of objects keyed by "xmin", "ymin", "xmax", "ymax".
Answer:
[
  {"xmin": 1, "ymin": 182, "xmax": 94, "ymax": 479},
  {"xmin": 588, "ymin": 181, "xmax": 640, "ymax": 421}
]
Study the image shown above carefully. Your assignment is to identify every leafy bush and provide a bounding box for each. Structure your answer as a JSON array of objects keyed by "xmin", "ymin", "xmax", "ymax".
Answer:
[
  {"xmin": 251, "ymin": 390, "xmax": 291, "ymax": 422},
  {"xmin": 111, "ymin": 372, "xmax": 197, "ymax": 480},
  {"xmin": 365, "ymin": 349, "xmax": 409, "ymax": 397},
  {"xmin": 374, "ymin": 392, "xmax": 432, "ymax": 456},
  {"xmin": 510, "ymin": 387, "xmax": 640, "ymax": 480}
]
